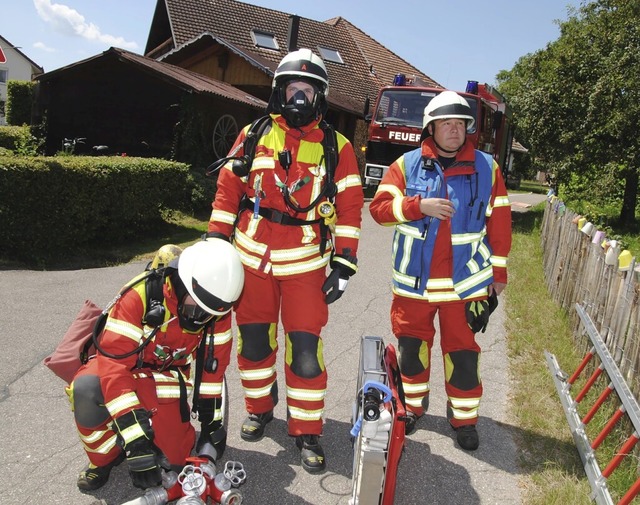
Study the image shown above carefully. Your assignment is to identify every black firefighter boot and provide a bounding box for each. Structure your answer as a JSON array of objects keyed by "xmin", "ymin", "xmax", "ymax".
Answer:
[
  {"xmin": 296, "ymin": 434, "xmax": 326, "ymax": 473},
  {"xmin": 77, "ymin": 452, "xmax": 125, "ymax": 491}
]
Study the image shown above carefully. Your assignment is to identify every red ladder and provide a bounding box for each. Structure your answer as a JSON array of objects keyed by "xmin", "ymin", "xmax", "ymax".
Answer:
[{"xmin": 546, "ymin": 304, "xmax": 640, "ymax": 505}]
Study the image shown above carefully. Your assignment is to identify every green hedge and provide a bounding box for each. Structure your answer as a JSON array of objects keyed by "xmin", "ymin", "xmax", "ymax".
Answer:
[
  {"xmin": 0, "ymin": 125, "xmax": 29, "ymax": 151},
  {"xmin": 6, "ymin": 80, "xmax": 35, "ymax": 126},
  {"xmin": 0, "ymin": 155, "xmax": 192, "ymax": 263}
]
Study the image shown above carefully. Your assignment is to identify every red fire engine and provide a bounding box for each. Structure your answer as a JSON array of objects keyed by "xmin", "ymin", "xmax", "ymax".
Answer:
[{"xmin": 363, "ymin": 76, "xmax": 514, "ymax": 185}]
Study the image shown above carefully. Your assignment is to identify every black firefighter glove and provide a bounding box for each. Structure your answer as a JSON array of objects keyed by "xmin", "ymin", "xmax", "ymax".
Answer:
[
  {"xmin": 113, "ymin": 409, "xmax": 170, "ymax": 490},
  {"xmin": 465, "ymin": 292, "xmax": 499, "ymax": 333},
  {"xmin": 322, "ymin": 252, "xmax": 358, "ymax": 304},
  {"xmin": 195, "ymin": 397, "xmax": 227, "ymax": 462}
]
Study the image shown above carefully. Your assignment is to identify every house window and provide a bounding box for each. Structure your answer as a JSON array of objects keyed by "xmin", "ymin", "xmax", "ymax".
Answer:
[
  {"xmin": 318, "ymin": 46, "xmax": 344, "ymax": 64},
  {"xmin": 251, "ymin": 30, "xmax": 279, "ymax": 50},
  {"xmin": 0, "ymin": 69, "xmax": 8, "ymax": 84}
]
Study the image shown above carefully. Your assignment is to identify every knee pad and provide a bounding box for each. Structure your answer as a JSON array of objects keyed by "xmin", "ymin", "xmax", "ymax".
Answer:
[
  {"xmin": 287, "ymin": 332, "xmax": 324, "ymax": 379},
  {"xmin": 71, "ymin": 374, "xmax": 111, "ymax": 429},
  {"xmin": 445, "ymin": 350, "xmax": 480, "ymax": 390},
  {"xmin": 238, "ymin": 323, "xmax": 275, "ymax": 362},
  {"xmin": 397, "ymin": 336, "xmax": 428, "ymax": 377}
]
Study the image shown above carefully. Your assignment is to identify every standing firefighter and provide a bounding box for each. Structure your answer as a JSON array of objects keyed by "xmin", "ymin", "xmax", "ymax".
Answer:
[
  {"xmin": 69, "ymin": 239, "xmax": 244, "ymax": 491},
  {"xmin": 369, "ymin": 91, "xmax": 512, "ymax": 450},
  {"xmin": 208, "ymin": 48, "xmax": 364, "ymax": 473}
]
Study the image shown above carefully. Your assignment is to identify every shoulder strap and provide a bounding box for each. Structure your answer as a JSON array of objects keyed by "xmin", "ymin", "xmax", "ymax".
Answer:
[
  {"xmin": 242, "ymin": 115, "xmax": 273, "ymax": 167},
  {"xmin": 319, "ymin": 120, "xmax": 339, "ymax": 199},
  {"xmin": 81, "ymin": 269, "xmax": 165, "ymax": 364},
  {"xmin": 142, "ymin": 268, "xmax": 166, "ymax": 327}
]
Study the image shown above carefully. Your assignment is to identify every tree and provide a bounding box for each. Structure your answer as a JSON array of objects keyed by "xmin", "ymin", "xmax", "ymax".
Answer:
[{"xmin": 497, "ymin": 0, "xmax": 640, "ymax": 225}]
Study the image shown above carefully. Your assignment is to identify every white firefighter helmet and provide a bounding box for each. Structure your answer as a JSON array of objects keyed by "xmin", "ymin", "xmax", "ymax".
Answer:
[
  {"xmin": 177, "ymin": 239, "xmax": 244, "ymax": 316},
  {"xmin": 269, "ymin": 48, "xmax": 330, "ymax": 127},
  {"xmin": 422, "ymin": 90, "xmax": 475, "ymax": 135},
  {"xmin": 272, "ymin": 48, "xmax": 329, "ymax": 96}
]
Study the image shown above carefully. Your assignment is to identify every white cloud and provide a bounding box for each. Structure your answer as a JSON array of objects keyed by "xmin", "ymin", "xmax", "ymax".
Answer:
[
  {"xmin": 33, "ymin": 0, "xmax": 138, "ymax": 50},
  {"xmin": 33, "ymin": 41, "xmax": 56, "ymax": 53}
]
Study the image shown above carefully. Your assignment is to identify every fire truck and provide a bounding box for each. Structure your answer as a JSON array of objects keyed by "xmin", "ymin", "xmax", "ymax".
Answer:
[{"xmin": 363, "ymin": 76, "xmax": 514, "ymax": 185}]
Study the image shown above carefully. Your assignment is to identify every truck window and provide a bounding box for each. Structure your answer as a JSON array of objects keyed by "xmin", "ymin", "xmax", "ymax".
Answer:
[
  {"xmin": 375, "ymin": 90, "xmax": 436, "ymax": 127},
  {"xmin": 463, "ymin": 98, "xmax": 478, "ymax": 134}
]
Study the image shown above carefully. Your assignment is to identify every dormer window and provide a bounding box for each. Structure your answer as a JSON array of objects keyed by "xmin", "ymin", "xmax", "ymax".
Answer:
[
  {"xmin": 318, "ymin": 46, "xmax": 344, "ymax": 64},
  {"xmin": 251, "ymin": 29, "xmax": 279, "ymax": 50}
]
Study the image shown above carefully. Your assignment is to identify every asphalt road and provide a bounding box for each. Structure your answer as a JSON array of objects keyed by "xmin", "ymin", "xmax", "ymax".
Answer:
[{"xmin": 0, "ymin": 194, "xmax": 545, "ymax": 505}]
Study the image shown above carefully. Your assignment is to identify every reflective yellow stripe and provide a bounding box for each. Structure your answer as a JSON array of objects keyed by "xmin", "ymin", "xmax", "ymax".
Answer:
[
  {"xmin": 392, "ymin": 196, "xmax": 409, "ymax": 222},
  {"xmin": 337, "ymin": 173, "xmax": 363, "ymax": 191},
  {"xmin": 288, "ymin": 406, "xmax": 323, "ymax": 421},
  {"xmin": 198, "ymin": 382, "xmax": 224, "ymax": 396},
  {"xmin": 239, "ymin": 366, "xmax": 276, "ymax": 381},
  {"xmin": 205, "ymin": 328, "xmax": 232, "ymax": 346},
  {"xmin": 243, "ymin": 381, "xmax": 276, "ymax": 399},
  {"xmin": 252, "ymin": 157, "xmax": 275, "ymax": 170},
  {"xmin": 79, "ymin": 428, "xmax": 111, "ymax": 444},
  {"xmin": 451, "ymin": 231, "xmax": 484, "ymax": 245},
  {"xmin": 272, "ymin": 255, "xmax": 329, "ymax": 276},
  {"xmin": 396, "ymin": 223, "xmax": 422, "ymax": 238},
  {"xmin": 286, "ymin": 387, "xmax": 326, "ymax": 401},
  {"xmin": 427, "ymin": 278, "xmax": 454, "ymax": 290},
  {"xmin": 333, "ymin": 224, "xmax": 360, "ymax": 239},
  {"xmin": 118, "ymin": 422, "xmax": 146, "ymax": 444},
  {"xmin": 454, "ymin": 267, "xmax": 493, "ymax": 294},
  {"xmin": 271, "ymin": 244, "xmax": 321, "ymax": 262},
  {"xmin": 493, "ymin": 195, "xmax": 510, "ymax": 208},
  {"xmin": 82, "ymin": 433, "xmax": 118, "ymax": 455},
  {"xmin": 406, "ymin": 397, "xmax": 426, "ymax": 408},
  {"xmin": 210, "ymin": 209, "xmax": 236, "ymax": 225},
  {"xmin": 156, "ymin": 385, "xmax": 182, "ymax": 399},
  {"xmin": 449, "ymin": 407, "xmax": 479, "ymax": 420},
  {"xmin": 235, "ymin": 230, "xmax": 268, "ymax": 256},
  {"xmin": 491, "ymin": 255, "xmax": 508, "ymax": 267},
  {"xmin": 104, "ymin": 319, "xmax": 144, "ymax": 343},
  {"xmin": 106, "ymin": 392, "xmax": 139, "ymax": 417},
  {"xmin": 402, "ymin": 382, "xmax": 429, "ymax": 394},
  {"xmin": 450, "ymin": 397, "xmax": 481, "ymax": 408}
]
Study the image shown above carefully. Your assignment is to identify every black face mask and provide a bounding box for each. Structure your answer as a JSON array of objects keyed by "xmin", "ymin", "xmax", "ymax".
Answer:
[
  {"xmin": 282, "ymin": 89, "xmax": 317, "ymax": 128},
  {"xmin": 177, "ymin": 296, "xmax": 214, "ymax": 333}
]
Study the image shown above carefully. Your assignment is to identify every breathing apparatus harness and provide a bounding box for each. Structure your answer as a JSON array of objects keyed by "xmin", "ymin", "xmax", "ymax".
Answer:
[
  {"xmin": 82, "ymin": 265, "xmax": 217, "ymax": 421},
  {"xmin": 206, "ymin": 115, "xmax": 339, "ymax": 254}
]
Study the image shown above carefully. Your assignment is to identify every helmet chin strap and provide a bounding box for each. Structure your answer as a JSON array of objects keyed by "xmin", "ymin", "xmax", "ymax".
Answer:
[{"xmin": 434, "ymin": 140, "xmax": 462, "ymax": 155}]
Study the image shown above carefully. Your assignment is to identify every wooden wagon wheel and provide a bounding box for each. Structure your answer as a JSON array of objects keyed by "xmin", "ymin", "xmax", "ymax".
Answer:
[{"xmin": 212, "ymin": 114, "xmax": 239, "ymax": 158}]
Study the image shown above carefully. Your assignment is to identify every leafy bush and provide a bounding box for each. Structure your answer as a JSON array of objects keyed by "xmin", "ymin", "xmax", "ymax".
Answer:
[
  {"xmin": 6, "ymin": 81, "xmax": 35, "ymax": 126},
  {"xmin": 0, "ymin": 155, "xmax": 192, "ymax": 264},
  {"xmin": 0, "ymin": 125, "xmax": 43, "ymax": 155},
  {"xmin": 0, "ymin": 125, "xmax": 28, "ymax": 150}
]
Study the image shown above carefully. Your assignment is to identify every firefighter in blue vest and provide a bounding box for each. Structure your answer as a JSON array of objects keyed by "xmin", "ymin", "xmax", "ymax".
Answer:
[{"xmin": 370, "ymin": 91, "xmax": 512, "ymax": 450}]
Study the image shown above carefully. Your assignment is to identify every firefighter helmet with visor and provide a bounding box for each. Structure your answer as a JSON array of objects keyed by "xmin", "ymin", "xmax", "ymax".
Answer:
[
  {"xmin": 269, "ymin": 48, "xmax": 329, "ymax": 127},
  {"xmin": 422, "ymin": 90, "xmax": 475, "ymax": 138},
  {"xmin": 176, "ymin": 239, "xmax": 244, "ymax": 322}
]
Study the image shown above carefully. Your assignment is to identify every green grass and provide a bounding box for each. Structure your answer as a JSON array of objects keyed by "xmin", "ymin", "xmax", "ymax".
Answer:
[
  {"xmin": 517, "ymin": 179, "xmax": 551, "ymax": 195},
  {"xmin": 507, "ymin": 204, "xmax": 636, "ymax": 504}
]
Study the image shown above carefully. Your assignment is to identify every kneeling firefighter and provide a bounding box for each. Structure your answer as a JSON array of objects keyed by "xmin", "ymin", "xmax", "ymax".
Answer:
[{"xmin": 68, "ymin": 239, "xmax": 244, "ymax": 491}]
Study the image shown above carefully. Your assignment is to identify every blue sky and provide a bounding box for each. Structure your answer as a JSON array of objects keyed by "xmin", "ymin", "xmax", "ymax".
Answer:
[{"xmin": 2, "ymin": 0, "xmax": 581, "ymax": 91}]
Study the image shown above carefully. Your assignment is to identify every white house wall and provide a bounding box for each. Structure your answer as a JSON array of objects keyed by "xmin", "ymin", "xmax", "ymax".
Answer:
[{"xmin": 0, "ymin": 40, "xmax": 42, "ymax": 125}]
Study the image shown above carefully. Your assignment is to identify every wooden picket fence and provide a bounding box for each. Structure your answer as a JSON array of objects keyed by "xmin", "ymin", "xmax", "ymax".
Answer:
[{"xmin": 541, "ymin": 197, "xmax": 640, "ymax": 398}]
